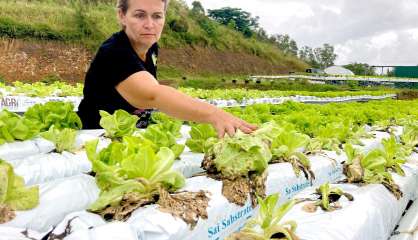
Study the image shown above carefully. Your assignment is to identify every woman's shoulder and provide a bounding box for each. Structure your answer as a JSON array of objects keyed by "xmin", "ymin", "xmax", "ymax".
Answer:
[{"xmin": 98, "ymin": 31, "xmax": 132, "ymax": 56}]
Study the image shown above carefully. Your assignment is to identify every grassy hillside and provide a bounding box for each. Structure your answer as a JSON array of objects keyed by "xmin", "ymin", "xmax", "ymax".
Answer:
[{"xmin": 0, "ymin": 0, "xmax": 308, "ymax": 81}]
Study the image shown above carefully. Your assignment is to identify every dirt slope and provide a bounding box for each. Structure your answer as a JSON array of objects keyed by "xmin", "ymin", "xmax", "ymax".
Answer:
[{"xmin": 0, "ymin": 38, "xmax": 299, "ymax": 83}]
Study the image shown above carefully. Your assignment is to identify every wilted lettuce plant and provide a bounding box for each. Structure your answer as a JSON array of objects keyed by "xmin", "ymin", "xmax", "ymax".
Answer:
[
  {"xmin": 343, "ymin": 144, "xmax": 403, "ymax": 199},
  {"xmin": 270, "ymin": 131, "xmax": 315, "ymax": 181},
  {"xmin": 302, "ymin": 183, "xmax": 353, "ymax": 212}
]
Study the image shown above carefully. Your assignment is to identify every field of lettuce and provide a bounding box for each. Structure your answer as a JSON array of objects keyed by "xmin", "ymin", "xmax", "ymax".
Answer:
[
  {"xmin": 0, "ymin": 81, "xmax": 417, "ymax": 240},
  {"xmin": 0, "ymin": 81, "xmax": 398, "ymax": 112}
]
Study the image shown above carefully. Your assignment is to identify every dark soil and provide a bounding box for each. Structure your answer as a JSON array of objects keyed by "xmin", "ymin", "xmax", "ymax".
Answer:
[{"xmin": 0, "ymin": 38, "xmax": 297, "ymax": 83}]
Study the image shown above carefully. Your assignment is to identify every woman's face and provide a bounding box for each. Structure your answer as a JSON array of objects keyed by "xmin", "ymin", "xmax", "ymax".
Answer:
[{"xmin": 119, "ymin": 0, "xmax": 165, "ymax": 50}]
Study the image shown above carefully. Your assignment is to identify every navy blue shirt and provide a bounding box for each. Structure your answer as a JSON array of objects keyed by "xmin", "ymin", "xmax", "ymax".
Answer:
[{"xmin": 78, "ymin": 31, "xmax": 158, "ymax": 129}]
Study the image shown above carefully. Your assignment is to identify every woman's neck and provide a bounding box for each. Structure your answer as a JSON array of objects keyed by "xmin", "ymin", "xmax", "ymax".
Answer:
[{"xmin": 128, "ymin": 38, "xmax": 148, "ymax": 61}]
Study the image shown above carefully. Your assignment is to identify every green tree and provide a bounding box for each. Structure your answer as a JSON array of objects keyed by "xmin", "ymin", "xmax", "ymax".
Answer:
[
  {"xmin": 191, "ymin": 1, "xmax": 205, "ymax": 15},
  {"xmin": 314, "ymin": 44, "xmax": 337, "ymax": 68},
  {"xmin": 273, "ymin": 34, "xmax": 298, "ymax": 56},
  {"xmin": 386, "ymin": 68, "xmax": 395, "ymax": 77},
  {"xmin": 299, "ymin": 46, "xmax": 319, "ymax": 68},
  {"xmin": 344, "ymin": 62, "xmax": 376, "ymax": 75},
  {"xmin": 208, "ymin": 7, "xmax": 259, "ymax": 37},
  {"xmin": 255, "ymin": 28, "xmax": 269, "ymax": 41}
]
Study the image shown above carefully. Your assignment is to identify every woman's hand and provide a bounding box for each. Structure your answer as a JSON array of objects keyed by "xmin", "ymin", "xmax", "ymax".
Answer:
[
  {"xmin": 116, "ymin": 72, "xmax": 256, "ymax": 137},
  {"xmin": 207, "ymin": 108, "xmax": 258, "ymax": 138}
]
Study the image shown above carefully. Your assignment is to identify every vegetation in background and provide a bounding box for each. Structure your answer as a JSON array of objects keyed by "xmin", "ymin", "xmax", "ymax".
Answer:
[
  {"xmin": 0, "ymin": 0, "xmax": 306, "ymax": 70},
  {"xmin": 298, "ymin": 44, "xmax": 337, "ymax": 69},
  {"xmin": 344, "ymin": 63, "xmax": 376, "ymax": 76},
  {"xmin": 207, "ymin": 7, "xmax": 260, "ymax": 38}
]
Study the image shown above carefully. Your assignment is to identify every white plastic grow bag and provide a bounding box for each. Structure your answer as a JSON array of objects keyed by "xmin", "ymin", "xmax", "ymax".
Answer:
[
  {"xmin": 126, "ymin": 152, "xmax": 345, "ymax": 240},
  {"xmin": 279, "ymin": 164, "xmax": 418, "ymax": 240},
  {"xmin": 0, "ymin": 129, "xmax": 106, "ymax": 163},
  {"xmin": 9, "ymin": 152, "xmax": 91, "ymax": 186},
  {"xmin": 43, "ymin": 130, "xmax": 406, "ymax": 240},
  {"xmin": 48, "ymin": 211, "xmax": 138, "ymax": 240},
  {"xmin": 0, "ymin": 138, "xmax": 55, "ymax": 161},
  {"xmin": 172, "ymin": 151, "xmax": 204, "ymax": 178},
  {"xmin": 0, "ymin": 226, "xmax": 44, "ymax": 240},
  {"xmin": 51, "ymin": 152, "xmax": 345, "ymax": 240},
  {"xmin": 1, "ymin": 174, "xmax": 99, "ymax": 233}
]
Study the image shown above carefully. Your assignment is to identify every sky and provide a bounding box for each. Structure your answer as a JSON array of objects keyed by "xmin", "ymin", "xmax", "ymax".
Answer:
[{"xmin": 184, "ymin": 0, "xmax": 418, "ymax": 66}]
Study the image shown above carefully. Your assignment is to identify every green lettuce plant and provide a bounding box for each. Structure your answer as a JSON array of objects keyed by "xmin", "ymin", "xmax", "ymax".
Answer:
[
  {"xmin": 40, "ymin": 126, "xmax": 77, "ymax": 153},
  {"xmin": 85, "ymin": 139, "xmax": 185, "ymax": 219},
  {"xmin": 185, "ymin": 123, "xmax": 217, "ymax": 153},
  {"xmin": 24, "ymin": 101, "xmax": 82, "ymax": 131},
  {"xmin": 302, "ymin": 183, "xmax": 353, "ymax": 212},
  {"xmin": 252, "ymin": 121, "xmax": 283, "ymax": 142},
  {"xmin": 99, "ymin": 110, "xmax": 139, "ymax": 140},
  {"xmin": 0, "ymin": 160, "xmax": 39, "ymax": 223},
  {"xmin": 0, "ymin": 110, "xmax": 40, "ymax": 144},
  {"xmin": 400, "ymin": 124, "xmax": 418, "ymax": 155},
  {"xmin": 227, "ymin": 193, "xmax": 298, "ymax": 240},
  {"xmin": 150, "ymin": 112, "xmax": 182, "ymax": 138},
  {"xmin": 307, "ymin": 137, "xmax": 341, "ymax": 154},
  {"xmin": 141, "ymin": 124, "xmax": 185, "ymax": 159},
  {"xmin": 381, "ymin": 136, "xmax": 407, "ymax": 176}
]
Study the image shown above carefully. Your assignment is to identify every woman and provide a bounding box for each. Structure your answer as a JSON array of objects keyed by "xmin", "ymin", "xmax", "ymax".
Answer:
[{"xmin": 78, "ymin": 0, "xmax": 256, "ymax": 138}]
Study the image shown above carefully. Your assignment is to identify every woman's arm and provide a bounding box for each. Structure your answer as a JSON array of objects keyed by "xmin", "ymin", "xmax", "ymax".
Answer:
[{"xmin": 116, "ymin": 71, "xmax": 256, "ymax": 137}]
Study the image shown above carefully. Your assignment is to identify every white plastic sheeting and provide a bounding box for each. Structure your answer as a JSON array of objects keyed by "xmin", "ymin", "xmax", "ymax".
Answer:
[
  {"xmin": 172, "ymin": 151, "xmax": 205, "ymax": 178},
  {"xmin": 266, "ymin": 151, "xmax": 345, "ymax": 202},
  {"xmin": 390, "ymin": 199, "xmax": 418, "ymax": 240},
  {"xmin": 0, "ymin": 95, "xmax": 81, "ymax": 112},
  {"xmin": 357, "ymin": 131, "xmax": 391, "ymax": 153},
  {"xmin": 0, "ymin": 125, "xmax": 411, "ymax": 239},
  {"xmin": 280, "ymin": 164, "xmax": 418, "ymax": 240},
  {"xmin": 202, "ymin": 94, "xmax": 395, "ymax": 108},
  {"xmin": 408, "ymin": 152, "xmax": 418, "ymax": 166},
  {"xmin": 1, "ymin": 131, "xmax": 110, "ymax": 186},
  {"xmin": 0, "ymin": 138, "xmax": 55, "ymax": 161},
  {"xmin": 53, "ymin": 152, "xmax": 346, "ymax": 240},
  {"xmin": 0, "ymin": 226, "xmax": 44, "ymax": 240},
  {"xmin": 0, "ymin": 94, "xmax": 396, "ymax": 112},
  {"xmin": 324, "ymin": 66, "xmax": 355, "ymax": 76},
  {"xmin": 8, "ymin": 152, "xmax": 91, "ymax": 186},
  {"xmin": 0, "ymin": 131, "xmax": 106, "ymax": 163},
  {"xmin": 49, "ymin": 211, "xmax": 138, "ymax": 240},
  {"xmin": 132, "ymin": 152, "xmax": 342, "ymax": 240},
  {"xmin": 1, "ymin": 174, "xmax": 99, "ymax": 233}
]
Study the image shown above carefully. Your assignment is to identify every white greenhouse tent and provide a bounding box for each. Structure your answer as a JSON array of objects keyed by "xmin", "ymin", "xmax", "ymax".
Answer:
[{"xmin": 324, "ymin": 66, "xmax": 355, "ymax": 75}]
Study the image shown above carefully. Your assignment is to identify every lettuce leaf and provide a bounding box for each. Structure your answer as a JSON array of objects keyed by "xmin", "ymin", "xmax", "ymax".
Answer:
[
  {"xmin": 24, "ymin": 101, "xmax": 82, "ymax": 131},
  {"xmin": 99, "ymin": 110, "xmax": 139, "ymax": 139},
  {"xmin": 0, "ymin": 160, "xmax": 39, "ymax": 223},
  {"xmin": 0, "ymin": 110, "xmax": 40, "ymax": 144},
  {"xmin": 141, "ymin": 124, "xmax": 185, "ymax": 159},
  {"xmin": 40, "ymin": 126, "xmax": 77, "ymax": 153},
  {"xmin": 85, "ymin": 137, "xmax": 185, "ymax": 212},
  {"xmin": 209, "ymin": 131, "xmax": 271, "ymax": 178},
  {"xmin": 186, "ymin": 124, "xmax": 217, "ymax": 153}
]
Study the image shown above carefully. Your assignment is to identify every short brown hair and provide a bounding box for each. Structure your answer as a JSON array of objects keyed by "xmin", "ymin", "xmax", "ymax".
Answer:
[{"xmin": 117, "ymin": 0, "xmax": 170, "ymax": 14}]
